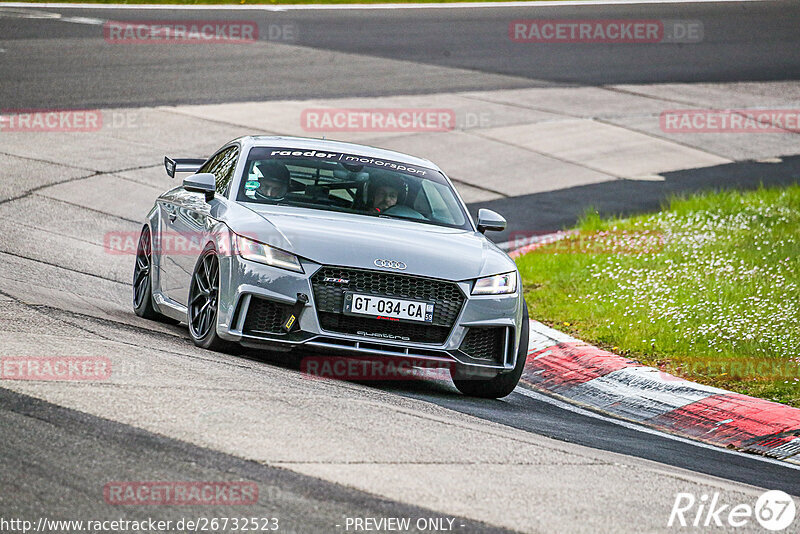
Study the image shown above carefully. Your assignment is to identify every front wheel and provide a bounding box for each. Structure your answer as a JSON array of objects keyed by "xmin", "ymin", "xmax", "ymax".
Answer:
[
  {"xmin": 452, "ymin": 304, "xmax": 529, "ymax": 399},
  {"xmin": 188, "ymin": 247, "xmax": 234, "ymax": 352}
]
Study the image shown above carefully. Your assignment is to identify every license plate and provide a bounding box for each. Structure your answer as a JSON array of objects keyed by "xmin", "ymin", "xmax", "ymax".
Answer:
[{"xmin": 343, "ymin": 293, "xmax": 434, "ymax": 323}]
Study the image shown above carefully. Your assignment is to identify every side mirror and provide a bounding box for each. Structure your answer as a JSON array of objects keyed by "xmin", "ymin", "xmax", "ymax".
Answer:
[
  {"xmin": 183, "ymin": 173, "xmax": 216, "ymax": 201},
  {"xmin": 477, "ymin": 208, "xmax": 507, "ymax": 233}
]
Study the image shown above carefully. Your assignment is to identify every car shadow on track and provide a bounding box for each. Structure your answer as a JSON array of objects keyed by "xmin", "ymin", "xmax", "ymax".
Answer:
[{"xmin": 237, "ymin": 346, "xmax": 500, "ymax": 400}]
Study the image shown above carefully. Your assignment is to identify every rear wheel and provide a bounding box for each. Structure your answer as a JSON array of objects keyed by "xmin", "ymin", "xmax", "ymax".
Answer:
[
  {"xmin": 188, "ymin": 247, "xmax": 234, "ymax": 351},
  {"xmin": 133, "ymin": 226, "xmax": 179, "ymax": 325},
  {"xmin": 452, "ymin": 304, "xmax": 529, "ymax": 399}
]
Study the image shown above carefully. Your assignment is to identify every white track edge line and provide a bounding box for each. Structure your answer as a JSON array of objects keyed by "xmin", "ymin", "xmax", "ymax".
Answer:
[{"xmin": 514, "ymin": 386, "xmax": 800, "ymax": 472}]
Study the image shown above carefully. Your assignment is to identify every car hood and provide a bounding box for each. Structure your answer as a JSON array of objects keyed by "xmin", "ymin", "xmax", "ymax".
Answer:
[{"xmin": 231, "ymin": 204, "xmax": 515, "ymax": 281}]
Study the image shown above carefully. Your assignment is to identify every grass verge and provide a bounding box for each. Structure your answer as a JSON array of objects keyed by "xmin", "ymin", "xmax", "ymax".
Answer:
[{"xmin": 516, "ymin": 185, "xmax": 800, "ymax": 407}]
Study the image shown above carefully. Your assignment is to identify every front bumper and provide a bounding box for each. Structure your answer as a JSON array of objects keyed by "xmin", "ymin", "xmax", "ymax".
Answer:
[{"xmin": 216, "ymin": 254, "xmax": 524, "ymax": 371}]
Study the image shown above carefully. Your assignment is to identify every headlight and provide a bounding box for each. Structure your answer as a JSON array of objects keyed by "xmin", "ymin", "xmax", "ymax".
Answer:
[
  {"xmin": 472, "ymin": 272, "xmax": 517, "ymax": 295},
  {"xmin": 236, "ymin": 235, "xmax": 303, "ymax": 273}
]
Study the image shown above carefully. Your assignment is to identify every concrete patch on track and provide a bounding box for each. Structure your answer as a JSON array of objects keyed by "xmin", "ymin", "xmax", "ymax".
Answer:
[
  {"xmin": 0, "ymin": 153, "xmax": 92, "ymax": 203},
  {"xmin": 465, "ymin": 86, "xmax": 673, "ymax": 119},
  {"xmin": 612, "ymin": 81, "xmax": 800, "ymax": 109},
  {"xmin": 522, "ymin": 323, "xmax": 800, "ymax": 464},
  {"xmin": 478, "ymin": 119, "xmax": 730, "ymax": 179},
  {"xmin": 603, "ymin": 113, "xmax": 800, "ymax": 162},
  {"xmin": 37, "ymin": 173, "xmax": 165, "ymax": 223},
  {"xmin": 0, "ymin": 108, "xmax": 252, "ymax": 173},
  {"xmin": 367, "ymin": 131, "xmax": 613, "ymax": 198}
]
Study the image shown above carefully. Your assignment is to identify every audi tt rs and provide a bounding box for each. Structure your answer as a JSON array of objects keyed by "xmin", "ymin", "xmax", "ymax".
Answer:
[{"xmin": 133, "ymin": 136, "xmax": 528, "ymax": 398}]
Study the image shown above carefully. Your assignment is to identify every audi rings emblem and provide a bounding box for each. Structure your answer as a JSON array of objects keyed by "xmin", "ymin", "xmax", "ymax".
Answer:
[{"xmin": 374, "ymin": 259, "xmax": 407, "ymax": 270}]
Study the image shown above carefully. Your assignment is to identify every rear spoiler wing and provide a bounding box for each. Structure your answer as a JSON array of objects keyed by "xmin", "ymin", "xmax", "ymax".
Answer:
[{"xmin": 164, "ymin": 157, "xmax": 206, "ymax": 178}]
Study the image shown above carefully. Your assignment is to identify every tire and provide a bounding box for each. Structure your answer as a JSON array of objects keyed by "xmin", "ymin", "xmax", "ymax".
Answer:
[
  {"xmin": 452, "ymin": 304, "xmax": 530, "ymax": 399},
  {"xmin": 187, "ymin": 246, "xmax": 235, "ymax": 352},
  {"xmin": 133, "ymin": 225, "xmax": 180, "ymax": 325}
]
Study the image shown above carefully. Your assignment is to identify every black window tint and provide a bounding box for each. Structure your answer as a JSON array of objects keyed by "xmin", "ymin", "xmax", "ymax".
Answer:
[
  {"xmin": 196, "ymin": 147, "xmax": 239, "ymax": 196},
  {"xmin": 213, "ymin": 148, "xmax": 238, "ymax": 194},
  {"xmin": 198, "ymin": 152, "xmax": 223, "ymax": 175}
]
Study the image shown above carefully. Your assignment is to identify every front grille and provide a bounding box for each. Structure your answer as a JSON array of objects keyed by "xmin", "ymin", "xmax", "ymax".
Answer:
[
  {"xmin": 243, "ymin": 297, "xmax": 292, "ymax": 335},
  {"xmin": 311, "ymin": 266, "xmax": 465, "ymax": 344},
  {"xmin": 459, "ymin": 327, "xmax": 506, "ymax": 362}
]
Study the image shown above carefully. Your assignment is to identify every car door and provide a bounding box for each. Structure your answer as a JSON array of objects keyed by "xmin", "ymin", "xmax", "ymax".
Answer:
[
  {"xmin": 166, "ymin": 146, "xmax": 239, "ymax": 306},
  {"xmin": 153, "ymin": 185, "xmax": 189, "ymax": 304},
  {"xmin": 157, "ymin": 152, "xmax": 219, "ymax": 304}
]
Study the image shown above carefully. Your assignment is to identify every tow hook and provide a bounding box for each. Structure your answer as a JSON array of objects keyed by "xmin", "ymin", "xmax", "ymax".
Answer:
[{"xmin": 282, "ymin": 293, "xmax": 309, "ymax": 333}]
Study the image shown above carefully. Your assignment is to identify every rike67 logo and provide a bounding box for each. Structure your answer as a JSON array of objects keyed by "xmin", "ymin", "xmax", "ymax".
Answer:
[{"xmin": 669, "ymin": 490, "xmax": 796, "ymax": 530}]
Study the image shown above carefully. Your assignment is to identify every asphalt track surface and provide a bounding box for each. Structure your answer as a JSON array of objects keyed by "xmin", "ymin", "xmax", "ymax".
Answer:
[
  {"xmin": 0, "ymin": 1, "xmax": 799, "ymax": 108},
  {"xmin": 0, "ymin": 387, "xmax": 508, "ymax": 533},
  {"xmin": 1, "ymin": 2, "xmax": 800, "ymax": 531},
  {"xmin": 380, "ymin": 381, "xmax": 800, "ymax": 497}
]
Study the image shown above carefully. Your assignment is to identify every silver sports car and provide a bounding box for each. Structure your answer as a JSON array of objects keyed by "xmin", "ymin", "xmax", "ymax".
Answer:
[{"xmin": 133, "ymin": 136, "xmax": 528, "ymax": 398}]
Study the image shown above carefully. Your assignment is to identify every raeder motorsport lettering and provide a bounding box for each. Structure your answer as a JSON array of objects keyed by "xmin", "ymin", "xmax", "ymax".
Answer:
[{"xmin": 268, "ymin": 149, "xmax": 429, "ymax": 176}]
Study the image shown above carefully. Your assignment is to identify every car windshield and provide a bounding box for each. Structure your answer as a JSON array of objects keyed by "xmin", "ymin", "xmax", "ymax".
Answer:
[{"xmin": 236, "ymin": 147, "xmax": 471, "ymax": 230}]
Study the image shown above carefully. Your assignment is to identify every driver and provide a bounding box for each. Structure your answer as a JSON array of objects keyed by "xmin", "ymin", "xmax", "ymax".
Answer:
[
  {"xmin": 254, "ymin": 161, "xmax": 290, "ymax": 199},
  {"xmin": 367, "ymin": 173, "xmax": 405, "ymax": 213}
]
